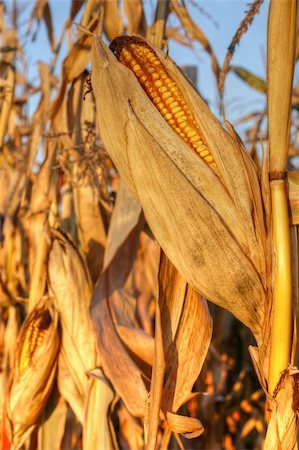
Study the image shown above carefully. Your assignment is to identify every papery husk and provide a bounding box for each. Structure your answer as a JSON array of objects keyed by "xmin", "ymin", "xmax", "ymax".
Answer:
[
  {"xmin": 47, "ymin": 230, "xmax": 97, "ymax": 423},
  {"xmin": 84, "ymin": 369, "xmax": 117, "ymax": 450},
  {"xmin": 145, "ymin": 252, "xmax": 212, "ymax": 449},
  {"xmin": 91, "ymin": 182, "xmax": 148, "ymax": 418},
  {"xmin": 91, "ymin": 37, "xmax": 266, "ymax": 342},
  {"xmin": 6, "ymin": 297, "xmax": 59, "ymax": 450},
  {"xmin": 117, "ymin": 402, "xmax": 144, "ymax": 450},
  {"xmin": 48, "ymin": 231, "xmax": 115, "ymax": 445},
  {"xmin": 264, "ymin": 368, "xmax": 298, "ymax": 450},
  {"xmin": 37, "ymin": 385, "xmax": 67, "ymax": 450}
]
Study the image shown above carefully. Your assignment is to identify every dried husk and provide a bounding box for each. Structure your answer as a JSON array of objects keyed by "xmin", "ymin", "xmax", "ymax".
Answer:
[
  {"xmin": 37, "ymin": 386, "xmax": 67, "ymax": 450},
  {"xmin": 117, "ymin": 402, "xmax": 144, "ymax": 450},
  {"xmin": 91, "ymin": 184, "xmax": 148, "ymax": 418},
  {"xmin": 145, "ymin": 253, "xmax": 212, "ymax": 449},
  {"xmin": 47, "ymin": 231, "xmax": 97, "ymax": 423},
  {"xmin": 48, "ymin": 230, "xmax": 116, "ymax": 445},
  {"xmin": 91, "ymin": 37, "xmax": 267, "ymax": 342},
  {"xmin": 83, "ymin": 369, "xmax": 116, "ymax": 450},
  {"xmin": 6, "ymin": 297, "xmax": 59, "ymax": 450},
  {"xmin": 264, "ymin": 368, "xmax": 299, "ymax": 450}
]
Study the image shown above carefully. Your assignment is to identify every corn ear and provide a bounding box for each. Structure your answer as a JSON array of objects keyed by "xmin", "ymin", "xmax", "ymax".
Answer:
[
  {"xmin": 18, "ymin": 311, "xmax": 51, "ymax": 375},
  {"xmin": 6, "ymin": 297, "xmax": 59, "ymax": 450},
  {"xmin": 91, "ymin": 36, "xmax": 267, "ymax": 341},
  {"xmin": 110, "ymin": 36, "xmax": 218, "ymax": 173}
]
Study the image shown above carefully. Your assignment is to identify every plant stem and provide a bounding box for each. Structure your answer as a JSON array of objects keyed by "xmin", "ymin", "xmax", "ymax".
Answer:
[
  {"xmin": 268, "ymin": 179, "xmax": 293, "ymax": 395},
  {"xmin": 146, "ymin": 0, "xmax": 169, "ymax": 48}
]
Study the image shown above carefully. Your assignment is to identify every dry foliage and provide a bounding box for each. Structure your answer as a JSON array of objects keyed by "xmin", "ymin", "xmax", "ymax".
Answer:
[{"xmin": 0, "ymin": 1, "xmax": 298, "ymax": 449}]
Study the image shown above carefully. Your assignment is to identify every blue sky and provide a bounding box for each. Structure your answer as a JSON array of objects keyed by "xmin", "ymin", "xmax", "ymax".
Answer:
[{"xmin": 9, "ymin": 0, "xmax": 271, "ymax": 135}]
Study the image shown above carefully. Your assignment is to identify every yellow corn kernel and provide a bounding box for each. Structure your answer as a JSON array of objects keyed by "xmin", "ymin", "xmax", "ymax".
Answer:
[
  {"xmin": 110, "ymin": 36, "xmax": 218, "ymax": 174},
  {"xmin": 19, "ymin": 311, "xmax": 51, "ymax": 375}
]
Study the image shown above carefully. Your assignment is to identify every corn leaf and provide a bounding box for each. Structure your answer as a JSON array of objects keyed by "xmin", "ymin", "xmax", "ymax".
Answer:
[{"xmin": 231, "ymin": 66, "xmax": 266, "ymax": 94}]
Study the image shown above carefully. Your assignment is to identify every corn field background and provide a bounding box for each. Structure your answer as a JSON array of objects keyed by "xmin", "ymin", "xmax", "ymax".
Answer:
[{"xmin": 1, "ymin": 0, "xmax": 299, "ymax": 449}]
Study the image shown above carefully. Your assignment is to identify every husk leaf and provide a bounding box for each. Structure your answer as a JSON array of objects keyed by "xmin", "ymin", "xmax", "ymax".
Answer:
[
  {"xmin": 48, "ymin": 230, "xmax": 97, "ymax": 422},
  {"xmin": 145, "ymin": 252, "xmax": 212, "ymax": 449},
  {"xmin": 91, "ymin": 186, "xmax": 148, "ymax": 418}
]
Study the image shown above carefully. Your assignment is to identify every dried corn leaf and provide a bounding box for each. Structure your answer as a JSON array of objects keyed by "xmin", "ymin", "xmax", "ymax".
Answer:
[
  {"xmin": 123, "ymin": 0, "xmax": 146, "ymax": 35},
  {"xmin": 170, "ymin": 0, "xmax": 220, "ymax": 79},
  {"xmin": 166, "ymin": 27, "xmax": 192, "ymax": 48},
  {"xmin": 231, "ymin": 66, "xmax": 266, "ymax": 94},
  {"xmin": 59, "ymin": 181, "xmax": 76, "ymax": 238},
  {"xmin": 0, "ymin": 161, "xmax": 26, "ymax": 218},
  {"xmin": 68, "ymin": 73, "xmax": 107, "ymax": 282},
  {"xmin": 166, "ymin": 412, "xmax": 204, "ymax": 439},
  {"xmin": 115, "ymin": 325, "xmax": 154, "ymax": 366},
  {"xmin": 6, "ymin": 297, "xmax": 59, "ymax": 450},
  {"xmin": 27, "ymin": 141, "xmax": 57, "ymax": 311},
  {"xmin": 67, "ymin": 72, "xmax": 85, "ymax": 144},
  {"xmin": 104, "ymin": 0, "xmax": 123, "ymax": 41},
  {"xmin": 26, "ymin": 63, "xmax": 52, "ymax": 174},
  {"xmin": 91, "ymin": 278, "xmax": 148, "ymax": 418},
  {"xmin": 81, "ymin": 0, "xmax": 101, "ymax": 28},
  {"xmin": 49, "ymin": 15, "xmax": 102, "ymax": 122},
  {"xmin": 70, "ymin": 0, "xmax": 84, "ymax": 22},
  {"xmin": 91, "ymin": 37, "xmax": 266, "ymax": 341},
  {"xmin": 29, "ymin": 0, "xmax": 55, "ymax": 52},
  {"xmin": 0, "ymin": 30, "xmax": 16, "ymax": 149},
  {"xmin": 134, "ymin": 232, "xmax": 160, "ymax": 336},
  {"xmin": 73, "ymin": 183, "xmax": 107, "ymax": 282}
]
